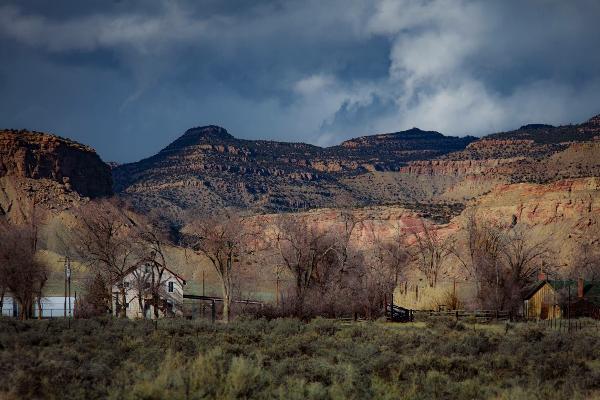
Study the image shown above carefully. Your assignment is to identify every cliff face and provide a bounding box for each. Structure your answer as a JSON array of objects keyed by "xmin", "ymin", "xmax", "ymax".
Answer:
[
  {"xmin": 113, "ymin": 126, "xmax": 475, "ymax": 216},
  {"xmin": 0, "ymin": 129, "xmax": 113, "ymax": 198},
  {"xmin": 0, "ymin": 129, "xmax": 113, "ymax": 224},
  {"xmin": 473, "ymin": 177, "xmax": 600, "ymax": 228},
  {"xmin": 391, "ymin": 115, "xmax": 600, "ymax": 202},
  {"xmin": 451, "ymin": 177, "xmax": 600, "ymax": 273}
]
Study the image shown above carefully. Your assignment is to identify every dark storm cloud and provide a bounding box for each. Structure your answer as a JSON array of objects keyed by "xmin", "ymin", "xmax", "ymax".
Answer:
[{"xmin": 0, "ymin": 0, "xmax": 599, "ymax": 162}]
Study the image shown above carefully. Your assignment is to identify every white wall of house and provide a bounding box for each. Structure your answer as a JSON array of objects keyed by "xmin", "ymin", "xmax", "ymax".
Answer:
[{"xmin": 112, "ymin": 266, "xmax": 185, "ymax": 319}]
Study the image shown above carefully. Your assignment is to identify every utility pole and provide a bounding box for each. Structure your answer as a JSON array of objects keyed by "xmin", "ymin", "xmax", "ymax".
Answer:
[
  {"xmin": 60, "ymin": 257, "xmax": 69, "ymax": 318},
  {"xmin": 568, "ymin": 283, "xmax": 571, "ymax": 333},
  {"xmin": 58, "ymin": 257, "xmax": 74, "ymax": 320},
  {"xmin": 67, "ymin": 258, "xmax": 72, "ymax": 319}
]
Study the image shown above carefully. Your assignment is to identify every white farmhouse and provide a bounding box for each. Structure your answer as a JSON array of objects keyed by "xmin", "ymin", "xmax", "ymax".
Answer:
[{"xmin": 112, "ymin": 264, "xmax": 186, "ymax": 319}]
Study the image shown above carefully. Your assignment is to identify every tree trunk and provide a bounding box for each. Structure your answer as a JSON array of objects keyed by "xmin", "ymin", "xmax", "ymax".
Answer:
[
  {"xmin": 18, "ymin": 297, "xmax": 30, "ymax": 320},
  {"xmin": 153, "ymin": 294, "xmax": 160, "ymax": 319},
  {"xmin": 107, "ymin": 285, "xmax": 113, "ymax": 316},
  {"xmin": 120, "ymin": 286, "xmax": 127, "ymax": 318},
  {"xmin": 37, "ymin": 296, "xmax": 43, "ymax": 320},
  {"xmin": 222, "ymin": 282, "xmax": 231, "ymax": 323},
  {"xmin": 152, "ymin": 269, "xmax": 160, "ymax": 319},
  {"xmin": 138, "ymin": 294, "xmax": 145, "ymax": 319}
]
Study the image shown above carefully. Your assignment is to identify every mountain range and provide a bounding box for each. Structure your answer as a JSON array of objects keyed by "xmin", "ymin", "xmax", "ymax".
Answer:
[{"xmin": 1, "ymin": 114, "xmax": 599, "ymax": 224}]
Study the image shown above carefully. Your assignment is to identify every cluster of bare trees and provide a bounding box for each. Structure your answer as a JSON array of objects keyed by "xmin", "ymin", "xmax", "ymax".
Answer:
[
  {"xmin": 452, "ymin": 209, "xmax": 555, "ymax": 312},
  {"xmin": 4, "ymin": 192, "xmax": 599, "ymax": 322},
  {"xmin": 184, "ymin": 211, "xmax": 256, "ymax": 322},
  {"xmin": 271, "ymin": 211, "xmax": 413, "ymax": 319},
  {"xmin": 0, "ymin": 200, "xmax": 48, "ymax": 320},
  {"xmin": 180, "ymin": 209, "xmax": 408, "ymax": 320},
  {"xmin": 70, "ymin": 199, "xmax": 175, "ymax": 318}
]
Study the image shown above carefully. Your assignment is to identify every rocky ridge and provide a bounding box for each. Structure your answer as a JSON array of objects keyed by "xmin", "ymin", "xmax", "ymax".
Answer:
[
  {"xmin": 113, "ymin": 126, "xmax": 475, "ymax": 216},
  {"xmin": 392, "ymin": 115, "xmax": 600, "ymax": 201},
  {"xmin": 0, "ymin": 129, "xmax": 113, "ymax": 222},
  {"xmin": 0, "ymin": 129, "xmax": 113, "ymax": 198}
]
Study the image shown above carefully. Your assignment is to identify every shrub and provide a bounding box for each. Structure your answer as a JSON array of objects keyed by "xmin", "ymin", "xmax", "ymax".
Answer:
[{"xmin": 1, "ymin": 318, "xmax": 600, "ymax": 399}]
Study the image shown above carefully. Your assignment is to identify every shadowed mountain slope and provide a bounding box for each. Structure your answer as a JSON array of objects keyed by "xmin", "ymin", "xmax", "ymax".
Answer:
[{"xmin": 112, "ymin": 127, "xmax": 476, "ymax": 216}]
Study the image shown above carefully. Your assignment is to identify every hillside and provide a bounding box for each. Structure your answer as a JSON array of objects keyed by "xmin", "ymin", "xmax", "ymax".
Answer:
[
  {"xmin": 113, "ymin": 126, "xmax": 475, "ymax": 217},
  {"xmin": 391, "ymin": 114, "xmax": 600, "ymax": 202}
]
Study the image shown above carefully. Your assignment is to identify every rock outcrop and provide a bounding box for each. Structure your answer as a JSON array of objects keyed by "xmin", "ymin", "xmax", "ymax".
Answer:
[
  {"xmin": 0, "ymin": 129, "xmax": 113, "ymax": 223},
  {"xmin": 0, "ymin": 129, "xmax": 113, "ymax": 198}
]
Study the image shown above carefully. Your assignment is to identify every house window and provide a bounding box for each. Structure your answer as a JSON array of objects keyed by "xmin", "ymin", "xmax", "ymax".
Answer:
[{"xmin": 168, "ymin": 282, "xmax": 174, "ymax": 293}]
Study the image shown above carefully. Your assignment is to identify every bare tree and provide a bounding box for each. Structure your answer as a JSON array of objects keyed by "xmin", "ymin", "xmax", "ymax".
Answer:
[
  {"xmin": 360, "ymin": 221, "xmax": 411, "ymax": 317},
  {"xmin": 452, "ymin": 209, "xmax": 504, "ymax": 306},
  {"xmin": 70, "ymin": 199, "xmax": 141, "ymax": 318},
  {"xmin": 409, "ymin": 218, "xmax": 453, "ymax": 287},
  {"xmin": 376, "ymin": 223, "xmax": 410, "ymax": 290},
  {"xmin": 275, "ymin": 214, "xmax": 336, "ymax": 316},
  {"xmin": 332, "ymin": 210, "xmax": 364, "ymax": 274},
  {"xmin": 571, "ymin": 220, "xmax": 600, "ymax": 281},
  {"xmin": 136, "ymin": 228, "xmax": 175, "ymax": 318},
  {"xmin": 186, "ymin": 210, "xmax": 253, "ymax": 322},
  {"xmin": 0, "ymin": 222, "xmax": 48, "ymax": 319},
  {"xmin": 499, "ymin": 225, "xmax": 552, "ymax": 311},
  {"xmin": 129, "ymin": 266, "xmax": 152, "ymax": 318}
]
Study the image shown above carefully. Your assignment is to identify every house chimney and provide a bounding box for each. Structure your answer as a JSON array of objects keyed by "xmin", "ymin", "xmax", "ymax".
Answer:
[
  {"xmin": 578, "ymin": 277, "xmax": 584, "ymax": 299},
  {"xmin": 538, "ymin": 270, "xmax": 547, "ymax": 281}
]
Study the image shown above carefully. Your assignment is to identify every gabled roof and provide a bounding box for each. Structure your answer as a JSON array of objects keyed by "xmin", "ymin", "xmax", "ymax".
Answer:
[
  {"xmin": 524, "ymin": 280, "xmax": 600, "ymax": 302},
  {"xmin": 123, "ymin": 264, "xmax": 187, "ymax": 285},
  {"xmin": 523, "ymin": 281, "xmax": 550, "ymax": 300}
]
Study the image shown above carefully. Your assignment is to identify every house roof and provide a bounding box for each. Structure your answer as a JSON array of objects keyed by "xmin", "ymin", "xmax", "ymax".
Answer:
[
  {"xmin": 123, "ymin": 264, "xmax": 187, "ymax": 285},
  {"xmin": 583, "ymin": 284, "xmax": 600, "ymax": 306},
  {"xmin": 524, "ymin": 280, "xmax": 600, "ymax": 303}
]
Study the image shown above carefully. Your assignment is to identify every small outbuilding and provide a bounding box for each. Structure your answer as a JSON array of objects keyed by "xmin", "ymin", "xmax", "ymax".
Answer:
[{"xmin": 523, "ymin": 278, "xmax": 600, "ymax": 320}]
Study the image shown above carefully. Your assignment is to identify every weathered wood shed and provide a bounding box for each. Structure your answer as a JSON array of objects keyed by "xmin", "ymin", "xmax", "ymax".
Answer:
[{"xmin": 524, "ymin": 278, "xmax": 600, "ymax": 320}]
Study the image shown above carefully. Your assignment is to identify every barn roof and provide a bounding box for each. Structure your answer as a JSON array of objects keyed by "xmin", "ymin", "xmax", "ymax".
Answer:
[
  {"xmin": 583, "ymin": 284, "xmax": 600, "ymax": 306},
  {"xmin": 524, "ymin": 280, "xmax": 600, "ymax": 303}
]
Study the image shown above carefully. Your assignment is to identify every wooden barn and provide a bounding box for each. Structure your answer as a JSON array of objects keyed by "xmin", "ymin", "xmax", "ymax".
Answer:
[{"xmin": 523, "ymin": 278, "xmax": 600, "ymax": 320}]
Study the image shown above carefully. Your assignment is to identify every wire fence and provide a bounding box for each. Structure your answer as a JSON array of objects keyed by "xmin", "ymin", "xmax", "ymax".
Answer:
[
  {"xmin": 1, "ymin": 307, "xmax": 74, "ymax": 319},
  {"xmin": 533, "ymin": 317, "xmax": 600, "ymax": 332}
]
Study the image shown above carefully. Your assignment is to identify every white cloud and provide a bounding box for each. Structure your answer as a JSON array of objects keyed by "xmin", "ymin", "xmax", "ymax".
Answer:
[
  {"xmin": 293, "ymin": 74, "xmax": 335, "ymax": 96},
  {"xmin": 317, "ymin": 0, "xmax": 600, "ymax": 138}
]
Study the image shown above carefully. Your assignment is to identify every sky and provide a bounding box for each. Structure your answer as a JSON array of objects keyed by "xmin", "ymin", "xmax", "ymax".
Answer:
[{"xmin": 1, "ymin": 0, "xmax": 600, "ymax": 163}]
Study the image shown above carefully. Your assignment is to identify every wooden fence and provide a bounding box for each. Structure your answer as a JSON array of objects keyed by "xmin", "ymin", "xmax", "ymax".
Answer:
[{"xmin": 413, "ymin": 309, "xmax": 511, "ymax": 322}]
